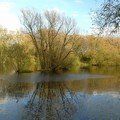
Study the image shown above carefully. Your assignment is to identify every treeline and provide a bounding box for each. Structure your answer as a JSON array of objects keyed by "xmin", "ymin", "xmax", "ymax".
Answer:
[
  {"xmin": 0, "ymin": 28, "xmax": 36, "ymax": 72},
  {"xmin": 0, "ymin": 9, "xmax": 120, "ymax": 72},
  {"xmin": 0, "ymin": 27, "xmax": 120, "ymax": 73},
  {"xmin": 75, "ymin": 35, "xmax": 120, "ymax": 66}
]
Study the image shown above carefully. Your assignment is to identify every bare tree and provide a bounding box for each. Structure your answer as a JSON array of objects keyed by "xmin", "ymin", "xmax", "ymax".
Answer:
[
  {"xmin": 93, "ymin": 0, "xmax": 120, "ymax": 34},
  {"xmin": 21, "ymin": 9, "xmax": 79, "ymax": 71}
]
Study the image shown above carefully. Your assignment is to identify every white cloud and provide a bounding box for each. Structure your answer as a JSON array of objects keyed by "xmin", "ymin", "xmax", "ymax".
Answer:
[
  {"xmin": 51, "ymin": 8, "xmax": 62, "ymax": 13},
  {"xmin": 0, "ymin": 2, "xmax": 20, "ymax": 30},
  {"xmin": 46, "ymin": 8, "xmax": 63, "ymax": 14},
  {"xmin": 0, "ymin": 1, "xmax": 15, "ymax": 8},
  {"xmin": 75, "ymin": 0, "xmax": 83, "ymax": 4},
  {"xmin": 72, "ymin": 12, "xmax": 80, "ymax": 17}
]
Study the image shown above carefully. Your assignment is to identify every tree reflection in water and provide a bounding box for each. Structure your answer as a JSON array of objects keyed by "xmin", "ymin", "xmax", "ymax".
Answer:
[{"xmin": 23, "ymin": 81, "xmax": 79, "ymax": 120}]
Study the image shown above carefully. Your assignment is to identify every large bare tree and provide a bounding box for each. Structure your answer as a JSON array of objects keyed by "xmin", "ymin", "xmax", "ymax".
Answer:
[{"xmin": 21, "ymin": 9, "xmax": 79, "ymax": 71}]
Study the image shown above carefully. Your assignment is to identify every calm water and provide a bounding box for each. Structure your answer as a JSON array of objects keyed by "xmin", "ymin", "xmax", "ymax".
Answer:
[{"xmin": 0, "ymin": 67, "xmax": 120, "ymax": 120}]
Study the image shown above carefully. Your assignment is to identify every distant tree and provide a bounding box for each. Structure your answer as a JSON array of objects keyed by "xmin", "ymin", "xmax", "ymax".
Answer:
[
  {"xmin": 0, "ymin": 27, "xmax": 12, "ymax": 70},
  {"xmin": 8, "ymin": 43, "xmax": 27, "ymax": 72},
  {"xmin": 21, "ymin": 9, "xmax": 79, "ymax": 71},
  {"xmin": 8, "ymin": 32, "xmax": 36, "ymax": 72},
  {"xmin": 93, "ymin": 0, "xmax": 120, "ymax": 34}
]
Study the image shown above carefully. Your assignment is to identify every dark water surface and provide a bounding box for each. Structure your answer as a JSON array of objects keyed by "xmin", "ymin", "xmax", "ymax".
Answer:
[{"xmin": 0, "ymin": 67, "xmax": 120, "ymax": 120}]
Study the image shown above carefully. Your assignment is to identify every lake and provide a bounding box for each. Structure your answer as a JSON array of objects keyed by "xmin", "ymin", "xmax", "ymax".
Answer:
[{"xmin": 0, "ymin": 67, "xmax": 120, "ymax": 120}]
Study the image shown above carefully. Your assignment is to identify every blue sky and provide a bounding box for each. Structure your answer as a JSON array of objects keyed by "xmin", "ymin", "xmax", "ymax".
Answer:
[{"xmin": 0, "ymin": 0, "xmax": 103, "ymax": 33}]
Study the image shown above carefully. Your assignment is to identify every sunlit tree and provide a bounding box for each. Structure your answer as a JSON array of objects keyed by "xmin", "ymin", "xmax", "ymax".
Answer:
[{"xmin": 21, "ymin": 9, "xmax": 79, "ymax": 71}]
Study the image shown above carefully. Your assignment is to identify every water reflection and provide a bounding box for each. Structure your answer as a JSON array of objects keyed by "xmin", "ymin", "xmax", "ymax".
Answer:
[
  {"xmin": 0, "ymin": 70, "xmax": 120, "ymax": 120},
  {"xmin": 0, "ymin": 80, "xmax": 33, "ymax": 102},
  {"xmin": 23, "ymin": 81, "xmax": 79, "ymax": 120}
]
